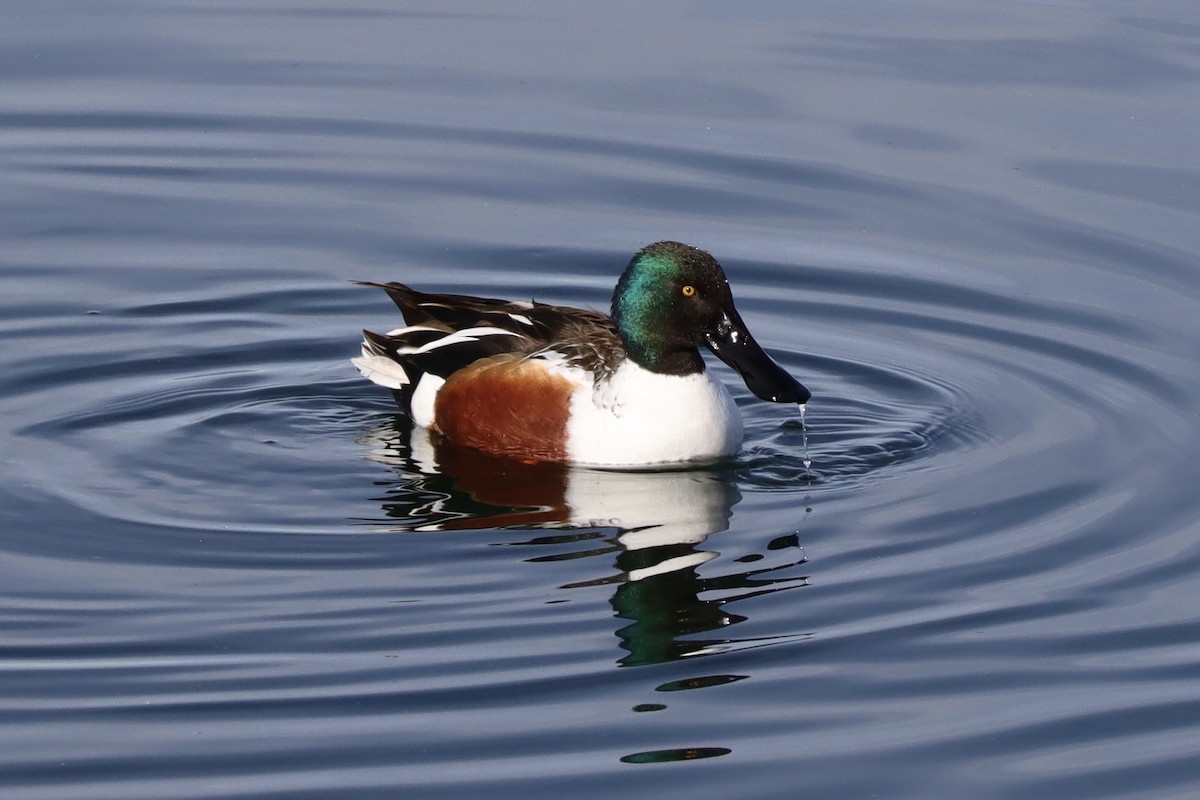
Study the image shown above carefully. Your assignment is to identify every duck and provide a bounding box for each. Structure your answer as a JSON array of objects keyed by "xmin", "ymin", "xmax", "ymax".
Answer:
[{"xmin": 352, "ymin": 241, "xmax": 810, "ymax": 466}]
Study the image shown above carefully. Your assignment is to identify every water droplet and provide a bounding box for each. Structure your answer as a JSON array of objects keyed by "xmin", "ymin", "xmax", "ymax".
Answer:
[{"xmin": 799, "ymin": 403, "xmax": 812, "ymax": 471}]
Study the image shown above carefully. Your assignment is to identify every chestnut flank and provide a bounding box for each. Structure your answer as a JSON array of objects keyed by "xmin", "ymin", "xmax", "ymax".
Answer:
[{"xmin": 433, "ymin": 356, "xmax": 575, "ymax": 462}]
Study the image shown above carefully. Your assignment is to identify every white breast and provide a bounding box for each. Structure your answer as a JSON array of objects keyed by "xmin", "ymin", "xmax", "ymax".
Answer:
[{"xmin": 565, "ymin": 361, "xmax": 743, "ymax": 467}]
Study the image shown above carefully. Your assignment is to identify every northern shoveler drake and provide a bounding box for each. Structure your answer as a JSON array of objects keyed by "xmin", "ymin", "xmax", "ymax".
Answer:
[{"xmin": 353, "ymin": 241, "xmax": 810, "ymax": 466}]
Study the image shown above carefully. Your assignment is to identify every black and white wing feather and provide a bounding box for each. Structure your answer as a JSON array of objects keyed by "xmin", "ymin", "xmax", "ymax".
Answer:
[{"xmin": 352, "ymin": 281, "xmax": 626, "ymax": 409}]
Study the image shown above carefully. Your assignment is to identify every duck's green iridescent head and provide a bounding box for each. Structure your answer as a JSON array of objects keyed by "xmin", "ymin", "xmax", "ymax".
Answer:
[
  {"xmin": 611, "ymin": 241, "xmax": 811, "ymax": 404},
  {"xmin": 612, "ymin": 241, "xmax": 726, "ymax": 375}
]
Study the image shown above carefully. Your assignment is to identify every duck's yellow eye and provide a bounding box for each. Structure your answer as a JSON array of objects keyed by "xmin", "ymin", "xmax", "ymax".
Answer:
[{"xmin": 681, "ymin": 285, "xmax": 697, "ymax": 298}]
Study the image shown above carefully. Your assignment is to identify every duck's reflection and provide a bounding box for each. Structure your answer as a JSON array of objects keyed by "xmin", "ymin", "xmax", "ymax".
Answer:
[
  {"xmin": 359, "ymin": 418, "xmax": 809, "ymax": 667},
  {"xmin": 361, "ymin": 418, "xmax": 741, "ymax": 535}
]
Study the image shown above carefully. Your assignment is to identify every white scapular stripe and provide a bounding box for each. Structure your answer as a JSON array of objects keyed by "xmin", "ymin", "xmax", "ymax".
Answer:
[
  {"xmin": 352, "ymin": 354, "xmax": 411, "ymax": 390},
  {"xmin": 353, "ymin": 326, "xmax": 522, "ymax": 394},
  {"xmin": 383, "ymin": 324, "xmax": 446, "ymax": 355},
  {"xmin": 410, "ymin": 326, "xmax": 521, "ymax": 354}
]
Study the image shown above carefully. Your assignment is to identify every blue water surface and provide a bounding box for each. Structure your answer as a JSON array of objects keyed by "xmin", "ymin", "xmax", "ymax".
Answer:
[{"xmin": 2, "ymin": 2, "xmax": 1199, "ymax": 798}]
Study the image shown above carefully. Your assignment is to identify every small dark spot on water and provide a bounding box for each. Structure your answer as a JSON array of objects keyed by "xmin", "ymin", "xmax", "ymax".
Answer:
[
  {"xmin": 621, "ymin": 747, "xmax": 732, "ymax": 764},
  {"xmin": 656, "ymin": 674, "xmax": 748, "ymax": 692},
  {"xmin": 632, "ymin": 703, "xmax": 667, "ymax": 713},
  {"xmin": 768, "ymin": 533, "xmax": 800, "ymax": 550}
]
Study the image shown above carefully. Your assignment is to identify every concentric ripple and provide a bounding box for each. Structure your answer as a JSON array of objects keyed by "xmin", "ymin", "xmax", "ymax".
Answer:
[
  {"xmin": 5, "ymin": 242, "xmax": 1176, "ymax": 548},
  {"xmin": 3, "ymin": 6, "xmax": 1200, "ymax": 794}
]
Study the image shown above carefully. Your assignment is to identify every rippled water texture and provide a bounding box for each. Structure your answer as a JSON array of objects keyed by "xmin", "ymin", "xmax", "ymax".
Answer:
[{"xmin": 3, "ymin": 2, "xmax": 1200, "ymax": 798}]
